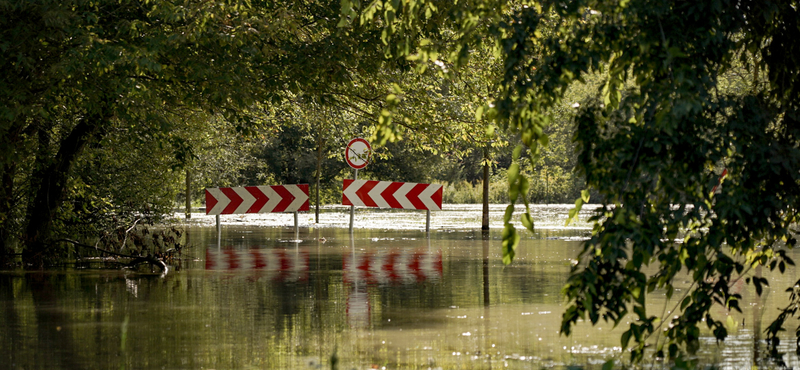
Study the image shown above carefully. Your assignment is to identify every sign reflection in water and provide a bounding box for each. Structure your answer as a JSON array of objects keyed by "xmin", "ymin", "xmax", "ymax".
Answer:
[
  {"xmin": 344, "ymin": 247, "xmax": 443, "ymax": 328},
  {"xmin": 205, "ymin": 248, "xmax": 309, "ymax": 282},
  {"xmin": 343, "ymin": 249, "xmax": 442, "ymax": 285}
]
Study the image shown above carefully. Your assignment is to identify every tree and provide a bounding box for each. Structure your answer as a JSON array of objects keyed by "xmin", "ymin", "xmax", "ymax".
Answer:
[
  {"xmin": 1, "ymin": 0, "xmax": 273, "ymax": 265},
  {"xmin": 241, "ymin": 106, "xmax": 351, "ymax": 204},
  {"xmin": 347, "ymin": 0, "xmax": 800, "ymax": 363},
  {"xmin": 0, "ymin": 0, "xmax": 403, "ymax": 267}
]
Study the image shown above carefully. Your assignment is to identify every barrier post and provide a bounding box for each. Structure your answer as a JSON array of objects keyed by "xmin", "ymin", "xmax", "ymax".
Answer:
[
  {"xmin": 294, "ymin": 211, "xmax": 299, "ymax": 240},
  {"xmin": 216, "ymin": 214, "xmax": 221, "ymax": 249},
  {"xmin": 349, "ymin": 169, "xmax": 358, "ymax": 232},
  {"xmin": 426, "ymin": 210, "xmax": 431, "ymax": 233}
]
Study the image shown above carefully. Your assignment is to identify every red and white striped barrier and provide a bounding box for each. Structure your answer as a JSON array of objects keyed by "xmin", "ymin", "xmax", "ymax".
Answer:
[
  {"xmin": 205, "ymin": 185, "xmax": 309, "ymax": 215},
  {"xmin": 343, "ymin": 249, "xmax": 443, "ymax": 285},
  {"xmin": 342, "ymin": 180, "xmax": 443, "ymax": 211}
]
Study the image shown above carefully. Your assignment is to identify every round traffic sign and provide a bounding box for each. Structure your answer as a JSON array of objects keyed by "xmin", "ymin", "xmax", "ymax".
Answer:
[{"xmin": 345, "ymin": 138, "xmax": 371, "ymax": 169}]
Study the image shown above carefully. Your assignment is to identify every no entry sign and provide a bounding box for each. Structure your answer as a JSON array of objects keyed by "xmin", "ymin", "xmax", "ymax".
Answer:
[{"xmin": 345, "ymin": 138, "xmax": 371, "ymax": 169}]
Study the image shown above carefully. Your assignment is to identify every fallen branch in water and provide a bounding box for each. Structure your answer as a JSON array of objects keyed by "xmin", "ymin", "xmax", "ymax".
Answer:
[
  {"xmin": 120, "ymin": 217, "xmax": 142, "ymax": 251},
  {"xmin": 57, "ymin": 238, "xmax": 168, "ymax": 272}
]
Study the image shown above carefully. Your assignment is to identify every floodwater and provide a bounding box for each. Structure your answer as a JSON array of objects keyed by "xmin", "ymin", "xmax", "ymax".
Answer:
[{"xmin": 1, "ymin": 204, "xmax": 799, "ymax": 369}]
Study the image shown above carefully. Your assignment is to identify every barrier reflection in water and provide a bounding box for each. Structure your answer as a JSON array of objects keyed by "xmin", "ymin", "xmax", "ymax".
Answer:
[
  {"xmin": 205, "ymin": 248, "xmax": 309, "ymax": 282},
  {"xmin": 343, "ymin": 249, "xmax": 443, "ymax": 285},
  {"xmin": 344, "ymin": 233, "xmax": 444, "ymax": 329}
]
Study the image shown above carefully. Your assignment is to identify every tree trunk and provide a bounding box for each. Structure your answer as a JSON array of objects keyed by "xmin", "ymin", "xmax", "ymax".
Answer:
[
  {"xmin": 0, "ymin": 163, "xmax": 14, "ymax": 266},
  {"xmin": 315, "ymin": 134, "xmax": 324, "ymax": 224},
  {"xmin": 482, "ymin": 148, "xmax": 490, "ymax": 231},
  {"xmin": 185, "ymin": 168, "xmax": 191, "ymax": 219},
  {"xmin": 22, "ymin": 110, "xmax": 106, "ymax": 267},
  {"xmin": 0, "ymin": 121, "xmax": 27, "ymax": 267}
]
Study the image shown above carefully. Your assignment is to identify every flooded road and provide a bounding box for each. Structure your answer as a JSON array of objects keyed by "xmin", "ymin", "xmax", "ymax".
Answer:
[{"xmin": 1, "ymin": 205, "xmax": 799, "ymax": 369}]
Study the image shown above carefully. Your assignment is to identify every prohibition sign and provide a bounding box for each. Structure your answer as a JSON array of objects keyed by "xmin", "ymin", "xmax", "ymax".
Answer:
[{"xmin": 345, "ymin": 138, "xmax": 371, "ymax": 169}]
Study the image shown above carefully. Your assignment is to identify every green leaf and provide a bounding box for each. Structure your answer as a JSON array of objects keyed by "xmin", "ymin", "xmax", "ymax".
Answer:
[
  {"xmin": 485, "ymin": 124, "xmax": 495, "ymax": 136},
  {"xmin": 631, "ymin": 286, "xmax": 641, "ymax": 299},
  {"xmin": 519, "ymin": 175, "xmax": 530, "ymax": 199},
  {"xmin": 537, "ymin": 134, "xmax": 549, "ymax": 147},
  {"xmin": 503, "ymin": 204, "xmax": 515, "ymax": 223},
  {"xmin": 512, "ymin": 144, "xmax": 522, "ymax": 160},
  {"xmin": 565, "ymin": 192, "xmax": 587, "ymax": 226},
  {"xmin": 521, "ymin": 212, "xmax": 534, "ymax": 232},
  {"xmin": 502, "ymin": 223, "xmax": 520, "ymax": 265},
  {"xmin": 475, "ymin": 105, "xmax": 485, "ymax": 121},
  {"xmin": 508, "ymin": 163, "xmax": 520, "ymax": 202},
  {"xmin": 621, "ymin": 329, "xmax": 632, "ymax": 348},
  {"xmin": 676, "ymin": 294, "xmax": 689, "ymax": 309}
]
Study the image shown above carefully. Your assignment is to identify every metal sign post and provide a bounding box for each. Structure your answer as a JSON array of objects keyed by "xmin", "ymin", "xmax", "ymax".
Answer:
[
  {"xmin": 216, "ymin": 214, "xmax": 221, "ymax": 249},
  {"xmin": 349, "ymin": 169, "xmax": 357, "ymax": 232},
  {"xmin": 426, "ymin": 210, "xmax": 431, "ymax": 233},
  {"xmin": 294, "ymin": 211, "xmax": 299, "ymax": 240},
  {"xmin": 345, "ymin": 138, "xmax": 370, "ymax": 233}
]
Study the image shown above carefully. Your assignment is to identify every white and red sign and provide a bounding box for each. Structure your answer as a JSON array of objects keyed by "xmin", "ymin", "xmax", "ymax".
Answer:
[
  {"xmin": 342, "ymin": 180, "xmax": 443, "ymax": 211},
  {"xmin": 345, "ymin": 138, "xmax": 371, "ymax": 169},
  {"xmin": 205, "ymin": 185, "xmax": 309, "ymax": 215}
]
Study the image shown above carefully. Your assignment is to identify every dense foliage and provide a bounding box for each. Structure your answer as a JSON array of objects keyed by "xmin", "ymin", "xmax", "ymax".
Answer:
[
  {"xmin": 0, "ymin": 0, "xmax": 401, "ymax": 266},
  {"xmin": 347, "ymin": 0, "xmax": 800, "ymax": 363},
  {"xmin": 1, "ymin": 0, "xmax": 558, "ymax": 269},
  {"xmin": 8, "ymin": 0, "xmax": 798, "ymax": 363},
  {"xmin": 1, "ymin": 0, "xmax": 589, "ymax": 270}
]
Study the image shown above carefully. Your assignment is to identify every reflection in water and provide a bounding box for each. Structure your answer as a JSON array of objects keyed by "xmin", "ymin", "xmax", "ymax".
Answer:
[
  {"xmin": 343, "ymin": 232, "xmax": 443, "ymax": 329},
  {"xmin": 343, "ymin": 249, "xmax": 442, "ymax": 285},
  {"xmin": 1, "ymin": 224, "xmax": 800, "ymax": 369},
  {"xmin": 27, "ymin": 274, "xmax": 80, "ymax": 369},
  {"xmin": 482, "ymin": 230, "xmax": 492, "ymax": 369},
  {"xmin": 483, "ymin": 230, "xmax": 490, "ymax": 307},
  {"xmin": 205, "ymin": 248, "xmax": 309, "ymax": 282},
  {"xmin": 0, "ymin": 274, "xmax": 21, "ymax": 367}
]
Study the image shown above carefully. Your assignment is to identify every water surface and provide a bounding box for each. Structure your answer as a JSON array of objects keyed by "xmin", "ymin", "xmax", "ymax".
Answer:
[{"xmin": 1, "ymin": 205, "xmax": 798, "ymax": 369}]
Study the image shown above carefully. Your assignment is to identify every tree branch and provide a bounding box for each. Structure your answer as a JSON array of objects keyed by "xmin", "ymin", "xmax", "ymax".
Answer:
[{"xmin": 56, "ymin": 238, "xmax": 168, "ymax": 272}]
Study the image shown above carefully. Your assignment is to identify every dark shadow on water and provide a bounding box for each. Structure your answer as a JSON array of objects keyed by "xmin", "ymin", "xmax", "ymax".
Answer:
[
  {"xmin": 0, "ymin": 274, "xmax": 22, "ymax": 367},
  {"xmin": 26, "ymin": 273, "xmax": 81, "ymax": 369}
]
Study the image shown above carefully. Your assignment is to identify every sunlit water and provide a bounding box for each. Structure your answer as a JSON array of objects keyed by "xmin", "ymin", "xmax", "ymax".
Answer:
[{"xmin": 1, "ymin": 204, "xmax": 799, "ymax": 369}]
